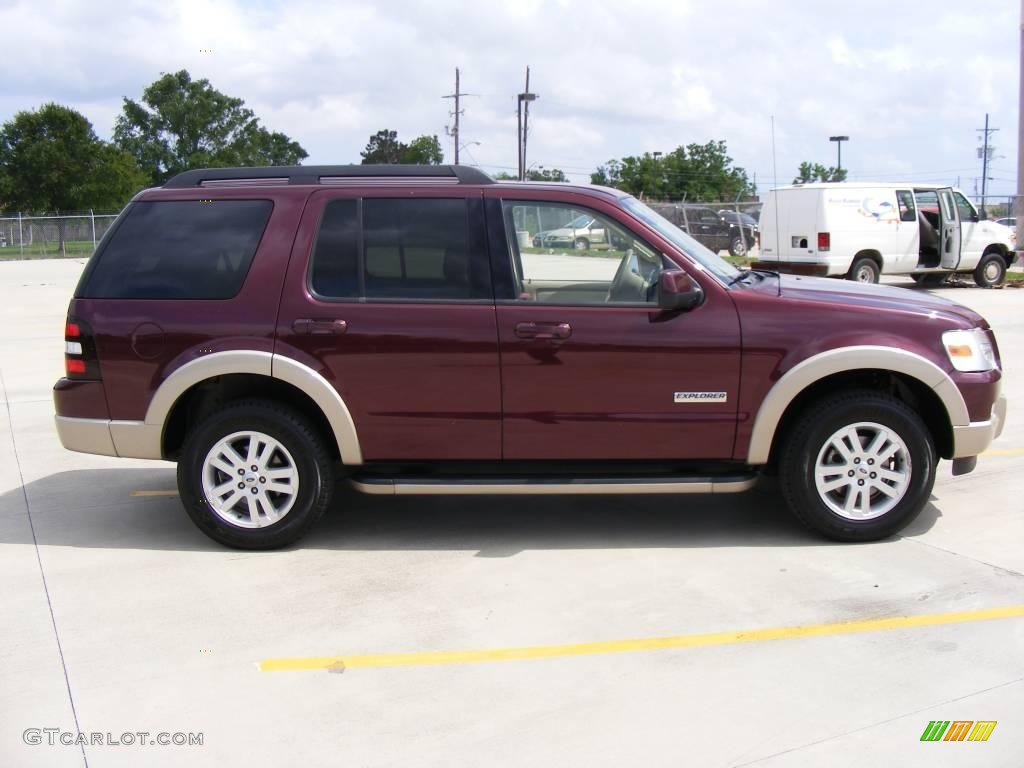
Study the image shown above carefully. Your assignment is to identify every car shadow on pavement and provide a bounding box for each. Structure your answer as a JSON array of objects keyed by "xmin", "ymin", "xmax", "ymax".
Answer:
[{"xmin": 0, "ymin": 468, "xmax": 941, "ymax": 554}]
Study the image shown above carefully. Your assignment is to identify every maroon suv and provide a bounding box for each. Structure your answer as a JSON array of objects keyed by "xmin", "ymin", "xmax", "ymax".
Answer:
[{"xmin": 54, "ymin": 165, "xmax": 1006, "ymax": 548}]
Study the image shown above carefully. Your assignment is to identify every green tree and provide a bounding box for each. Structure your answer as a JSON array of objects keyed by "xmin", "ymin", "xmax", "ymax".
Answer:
[
  {"xmin": 403, "ymin": 135, "xmax": 444, "ymax": 165},
  {"xmin": 0, "ymin": 103, "xmax": 147, "ymax": 254},
  {"xmin": 528, "ymin": 166, "xmax": 567, "ymax": 182},
  {"xmin": 592, "ymin": 141, "xmax": 751, "ymax": 201},
  {"xmin": 794, "ymin": 161, "xmax": 847, "ymax": 183},
  {"xmin": 113, "ymin": 70, "xmax": 307, "ymax": 185},
  {"xmin": 360, "ymin": 129, "xmax": 444, "ymax": 164},
  {"xmin": 494, "ymin": 166, "xmax": 568, "ymax": 182}
]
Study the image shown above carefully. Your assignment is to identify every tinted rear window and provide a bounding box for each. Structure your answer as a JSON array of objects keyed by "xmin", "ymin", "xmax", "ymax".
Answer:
[
  {"xmin": 363, "ymin": 198, "xmax": 471, "ymax": 299},
  {"xmin": 81, "ymin": 200, "xmax": 272, "ymax": 299},
  {"xmin": 310, "ymin": 197, "xmax": 481, "ymax": 301}
]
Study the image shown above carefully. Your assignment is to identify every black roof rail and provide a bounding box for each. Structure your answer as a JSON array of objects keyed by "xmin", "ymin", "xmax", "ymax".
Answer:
[{"xmin": 163, "ymin": 164, "xmax": 495, "ymax": 188}]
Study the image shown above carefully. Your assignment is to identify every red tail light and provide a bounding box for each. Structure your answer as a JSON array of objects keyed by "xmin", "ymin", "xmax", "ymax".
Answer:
[
  {"xmin": 64, "ymin": 316, "xmax": 100, "ymax": 380},
  {"xmin": 817, "ymin": 232, "xmax": 830, "ymax": 251}
]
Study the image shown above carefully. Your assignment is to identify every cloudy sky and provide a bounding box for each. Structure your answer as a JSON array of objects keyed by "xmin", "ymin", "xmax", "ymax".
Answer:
[{"xmin": 1, "ymin": 0, "xmax": 1018, "ymax": 199}]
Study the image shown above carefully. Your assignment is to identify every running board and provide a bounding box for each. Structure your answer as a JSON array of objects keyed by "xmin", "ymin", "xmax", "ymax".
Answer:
[{"xmin": 349, "ymin": 474, "xmax": 758, "ymax": 496}]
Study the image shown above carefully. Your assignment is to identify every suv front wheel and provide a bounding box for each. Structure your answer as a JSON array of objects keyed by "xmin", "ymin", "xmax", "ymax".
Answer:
[
  {"xmin": 779, "ymin": 390, "xmax": 935, "ymax": 541},
  {"xmin": 177, "ymin": 399, "xmax": 336, "ymax": 549}
]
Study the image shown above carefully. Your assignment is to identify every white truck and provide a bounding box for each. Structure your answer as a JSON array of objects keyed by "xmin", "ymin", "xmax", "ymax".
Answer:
[{"xmin": 755, "ymin": 183, "xmax": 1017, "ymax": 287}]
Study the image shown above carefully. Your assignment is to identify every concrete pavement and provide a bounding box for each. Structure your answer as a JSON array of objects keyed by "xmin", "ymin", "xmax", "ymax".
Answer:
[{"xmin": 1, "ymin": 259, "xmax": 1022, "ymax": 767}]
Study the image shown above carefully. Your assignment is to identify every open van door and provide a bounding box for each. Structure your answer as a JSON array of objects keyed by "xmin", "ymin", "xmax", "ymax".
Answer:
[{"xmin": 938, "ymin": 187, "xmax": 961, "ymax": 269}]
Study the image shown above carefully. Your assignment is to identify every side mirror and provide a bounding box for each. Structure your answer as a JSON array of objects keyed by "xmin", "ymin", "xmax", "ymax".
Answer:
[
  {"xmin": 658, "ymin": 270, "xmax": 704, "ymax": 312},
  {"xmin": 970, "ymin": 212, "xmax": 979, "ymax": 223}
]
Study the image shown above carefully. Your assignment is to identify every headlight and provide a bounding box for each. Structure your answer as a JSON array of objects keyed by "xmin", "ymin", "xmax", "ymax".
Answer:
[{"xmin": 942, "ymin": 329, "xmax": 997, "ymax": 372}]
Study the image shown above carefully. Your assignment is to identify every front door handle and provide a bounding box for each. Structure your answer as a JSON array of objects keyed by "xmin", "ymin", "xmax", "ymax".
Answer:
[
  {"xmin": 514, "ymin": 321, "xmax": 572, "ymax": 340},
  {"xmin": 292, "ymin": 319, "xmax": 348, "ymax": 335}
]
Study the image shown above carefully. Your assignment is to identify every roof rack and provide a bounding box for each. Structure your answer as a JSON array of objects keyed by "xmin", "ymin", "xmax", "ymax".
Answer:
[{"xmin": 163, "ymin": 164, "xmax": 495, "ymax": 188}]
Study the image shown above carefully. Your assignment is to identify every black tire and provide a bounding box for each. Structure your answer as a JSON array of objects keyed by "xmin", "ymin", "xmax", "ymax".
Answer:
[
  {"xmin": 177, "ymin": 399, "xmax": 335, "ymax": 549},
  {"xmin": 573, "ymin": 237, "xmax": 590, "ymax": 251},
  {"xmin": 848, "ymin": 256, "xmax": 880, "ymax": 283},
  {"xmin": 778, "ymin": 390, "xmax": 936, "ymax": 542},
  {"xmin": 729, "ymin": 236, "xmax": 748, "ymax": 257},
  {"xmin": 973, "ymin": 252, "xmax": 1006, "ymax": 288},
  {"xmin": 912, "ymin": 273, "xmax": 949, "ymax": 287}
]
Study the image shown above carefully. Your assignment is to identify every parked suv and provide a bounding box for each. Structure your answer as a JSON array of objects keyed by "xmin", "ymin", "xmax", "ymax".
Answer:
[
  {"xmin": 648, "ymin": 203, "xmax": 756, "ymax": 256},
  {"xmin": 55, "ymin": 165, "xmax": 1006, "ymax": 549}
]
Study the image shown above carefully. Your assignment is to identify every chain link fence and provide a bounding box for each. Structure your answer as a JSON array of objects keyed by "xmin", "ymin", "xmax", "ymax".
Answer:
[{"xmin": 0, "ymin": 211, "xmax": 120, "ymax": 259}]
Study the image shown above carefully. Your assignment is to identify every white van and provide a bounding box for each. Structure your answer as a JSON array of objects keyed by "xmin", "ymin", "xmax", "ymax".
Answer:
[{"xmin": 756, "ymin": 183, "xmax": 1016, "ymax": 287}]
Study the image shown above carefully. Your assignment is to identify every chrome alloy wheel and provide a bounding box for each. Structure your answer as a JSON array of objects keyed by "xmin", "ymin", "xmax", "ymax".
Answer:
[
  {"xmin": 813, "ymin": 422, "xmax": 911, "ymax": 520},
  {"xmin": 202, "ymin": 431, "xmax": 299, "ymax": 528},
  {"xmin": 983, "ymin": 260, "xmax": 1002, "ymax": 282}
]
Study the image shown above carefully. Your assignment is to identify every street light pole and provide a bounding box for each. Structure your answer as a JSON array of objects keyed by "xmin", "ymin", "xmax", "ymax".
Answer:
[{"xmin": 829, "ymin": 135, "xmax": 849, "ymax": 175}]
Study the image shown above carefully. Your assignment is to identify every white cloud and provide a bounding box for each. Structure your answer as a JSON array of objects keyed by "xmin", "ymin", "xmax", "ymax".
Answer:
[{"xmin": 0, "ymin": 0, "xmax": 1016, "ymax": 195}]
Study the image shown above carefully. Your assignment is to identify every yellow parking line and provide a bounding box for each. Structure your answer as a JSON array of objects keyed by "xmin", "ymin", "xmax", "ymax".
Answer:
[
  {"xmin": 259, "ymin": 604, "xmax": 1024, "ymax": 672},
  {"xmin": 130, "ymin": 490, "xmax": 179, "ymax": 497}
]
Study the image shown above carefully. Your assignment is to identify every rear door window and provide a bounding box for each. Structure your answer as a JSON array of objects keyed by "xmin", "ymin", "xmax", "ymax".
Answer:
[
  {"xmin": 896, "ymin": 190, "xmax": 916, "ymax": 222},
  {"xmin": 81, "ymin": 200, "xmax": 272, "ymax": 299},
  {"xmin": 310, "ymin": 197, "xmax": 490, "ymax": 301}
]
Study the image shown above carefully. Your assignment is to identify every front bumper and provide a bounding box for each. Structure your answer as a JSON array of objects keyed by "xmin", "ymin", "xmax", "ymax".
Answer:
[{"xmin": 951, "ymin": 393, "xmax": 1007, "ymax": 458}]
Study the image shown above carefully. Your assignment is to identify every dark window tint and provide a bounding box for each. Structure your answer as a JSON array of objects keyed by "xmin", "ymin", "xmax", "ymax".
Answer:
[
  {"xmin": 82, "ymin": 200, "xmax": 271, "ymax": 299},
  {"xmin": 310, "ymin": 199, "xmax": 359, "ymax": 298},
  {"xmin": 362, "ymin": 198, "xmax": 473, "ymax": 300}
]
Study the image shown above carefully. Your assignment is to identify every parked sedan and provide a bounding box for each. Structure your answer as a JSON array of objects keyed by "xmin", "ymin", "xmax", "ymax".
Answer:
[{"xmin": 533, "ymin": 214, "xmax": 607, "ymax": 250}]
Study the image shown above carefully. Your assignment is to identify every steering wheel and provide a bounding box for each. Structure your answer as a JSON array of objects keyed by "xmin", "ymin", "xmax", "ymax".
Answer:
[{"xmin": 606, "ymin": 249, "xmax": 649, "ymax": 303}]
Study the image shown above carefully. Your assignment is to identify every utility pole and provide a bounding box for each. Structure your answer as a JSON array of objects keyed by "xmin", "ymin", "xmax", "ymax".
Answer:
[
  {"xmin": 442, "ymin": 68, "xmax": 469, "ymax": 165},
  {"xmin": 517, "ymin": 67, "xmax": 538, "ymax": 180},
  {"xmin": 1016, "ymin": 0, "xmax": 1024, "ymax": 231},
  {"xmin": 977, "ymin": 113, "xmax": 998, "ymax": 217}
]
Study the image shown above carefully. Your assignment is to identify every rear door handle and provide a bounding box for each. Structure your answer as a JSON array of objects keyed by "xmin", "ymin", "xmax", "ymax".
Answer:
[
  {"xmin": 514, "ymin": 321, "xmax": 572, "ymax": 340},
  {"xmin": 292, "ymin": 319, "xmax": 348, "ymax": 335}
]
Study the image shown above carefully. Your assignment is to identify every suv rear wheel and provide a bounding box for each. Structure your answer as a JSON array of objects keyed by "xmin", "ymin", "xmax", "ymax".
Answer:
[
  {"xmin": 729, "ymin": 235, "xmax": 748, "ymax": 257},
  {"xmin": 779, "ymin": 390, "xmax": 935, "ymax": 541},
  {"xmin": 177, "ymin": 399, "xmax": 335, "ymax": 549}
]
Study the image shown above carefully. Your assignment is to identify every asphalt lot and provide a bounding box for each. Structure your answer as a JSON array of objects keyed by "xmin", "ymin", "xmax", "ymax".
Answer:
[{"xmin": 2, "ymin": 258, "xmax": 1022, "ymax": 767}]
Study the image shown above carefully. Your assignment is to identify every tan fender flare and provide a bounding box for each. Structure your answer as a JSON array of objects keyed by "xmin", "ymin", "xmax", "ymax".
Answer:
[
  {"xmin": 746, "ymin": 346, "xmax": 969, "ymax": 465},
  {"xmin": 139, "ymin": 350, "xmax": 363, "ymax": 465},
  {"xmin": 271, "ymin": 354, "xmax": 363, "ymax": 465}
]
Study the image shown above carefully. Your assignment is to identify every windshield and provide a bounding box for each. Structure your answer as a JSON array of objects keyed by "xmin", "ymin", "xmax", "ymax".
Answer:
[{"xmin": 621, "ymin": 197, "xmax": 741, "ymax": 283}]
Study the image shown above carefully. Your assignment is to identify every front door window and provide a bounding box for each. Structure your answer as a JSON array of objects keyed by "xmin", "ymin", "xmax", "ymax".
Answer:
[{"xmin": 503, "ymin": 201, "xmax": 666, "ymax": 305}]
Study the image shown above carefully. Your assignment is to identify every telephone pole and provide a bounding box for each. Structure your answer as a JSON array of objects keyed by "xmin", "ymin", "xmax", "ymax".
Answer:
[
  {"xmin": 442, "ymin": 68, "xmax": 469, "ymax": 165},
  {"xmin": 977, "ymin": 113, "xmax": 998, "ymax": 217},
  {"xmin": 517, "ymin": 67, "xmax": 538, "ymax": 180}
]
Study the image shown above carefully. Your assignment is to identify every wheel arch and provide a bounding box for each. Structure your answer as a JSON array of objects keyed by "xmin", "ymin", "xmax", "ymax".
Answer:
[
  {"xmin": 851, "ymin": 249, "xmax": 883, "ymax": 270},
  {"xmin": 748, "ymin": 346, "xmax": 968, "ymax": 465},
  {"xmin": 981, "ymin": 242, "xmax": 1012, "ymax": 268},
  {"xmin": 148, "ymin": 351, "xmax": 363, "ymax": 465}
]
